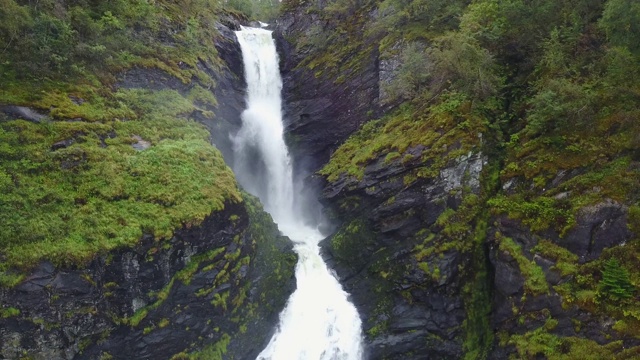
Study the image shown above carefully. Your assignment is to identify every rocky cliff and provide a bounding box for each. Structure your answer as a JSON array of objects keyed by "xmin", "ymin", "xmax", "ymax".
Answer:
[
  {"xmin": 321, "ymin": 151, "xmax": 488, "ymax": 359},
  {"xmin": 277, "ymin": 0, "xmax": 640, "ymax": 358},
  {"xmin": 0, "ymin": 4, "xmax": 296, "ymax": 359},
  {"xmin": 275, "ymin": 2, "xmax": 380, "ymax": 177},
  {"xmin": 0, "ymin": 196, "xmax": 295, "ymax": 360}
]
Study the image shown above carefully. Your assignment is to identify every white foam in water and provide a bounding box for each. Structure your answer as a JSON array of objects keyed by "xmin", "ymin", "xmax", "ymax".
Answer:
[{"xmin": 233, "ymin": 26, "xmax": 364, "ymax": 360}]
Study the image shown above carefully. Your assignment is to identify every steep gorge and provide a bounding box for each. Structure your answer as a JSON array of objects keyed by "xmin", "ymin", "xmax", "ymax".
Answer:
[{"xmin": 1, "ymin": 0, "xmax": 640, "ymax": 359}]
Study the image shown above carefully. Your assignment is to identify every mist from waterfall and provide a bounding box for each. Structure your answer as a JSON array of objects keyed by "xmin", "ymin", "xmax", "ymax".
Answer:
[{"xmin": 233, "ymin": 26, "xmax": 364, "ymax": 360}]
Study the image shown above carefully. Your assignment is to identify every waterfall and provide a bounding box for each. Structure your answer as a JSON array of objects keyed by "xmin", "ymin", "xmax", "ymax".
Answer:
[{"xmin": 233, "ymin": 27, "xmax": 364, "ymax": 360}]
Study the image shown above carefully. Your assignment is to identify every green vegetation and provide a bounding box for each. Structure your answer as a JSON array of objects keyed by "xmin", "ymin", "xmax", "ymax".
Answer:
[
  {"xmin": 288, "ymin": 0, "xmax": 377, "ymax": 80},
  {"xmin": 502, "ymin": 316, "xmax": 640, "ymax": 359},
  {"xmin": 461, "ymin": 220, "xmax": 493, "ymax": 360},
  {"xmin": 598, "ymin": 259, "xmax": 635, "ymax": 301},
  {"xmin": 0, "ymin": 1, "xmax": 297, "ymax": 358},
  {"xmin": 532, "ymin": 240, "xmax": 579, "ymax": 277},
  {"xmin": 0, "ymin": 1, "xmax": 244, "ymax": 278},
  {"xmin": 496, "ymin": 233, "xmax": 549, "ymax": 296},
  {"xmin": 227, "ymin": 0, "xmax": 281, "ymax": 21},
  {"xmin": 330, "ymin": 218, "xmax": 372, "ymax": 263},
  {"xmin": 241, "ymin": 193, "xmax": 297, "ymax": 311},
  {"xmin": 0, "ymin": 0, "xmax": 224, "ymax": 84},
  {"xmin": 0, "ymin": 307, "xmax": 20, "ymax": 318},
  {"xmin": 319, "ymin": 96, "xmax": 485, "ymax": 182},
  {"xmin": 176, "ymin": 193, "xmax": 296, "ymax": 357},
  {"xmin": 172, "ymin": 333, "xmax": 231, "ymax": 360},
  {"xmin": 0, "ymin": 98, "xmax": 241, "ymax": 271},
  {"xmin": 125, "ymin": 247, "xmax": 228, "ymax": 327},
  {"xmin": 303, "ymin": 0, "xmax": 640, "ymax": 357}
]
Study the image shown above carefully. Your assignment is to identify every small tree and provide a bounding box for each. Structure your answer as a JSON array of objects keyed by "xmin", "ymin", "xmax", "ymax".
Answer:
[
  {"xmin": 600, "ymin": 0, "xmax": 640, "ymax": 54},
  {"xmin": 598, "ymin": 258, "xmax": 634, "ymax": 301}
]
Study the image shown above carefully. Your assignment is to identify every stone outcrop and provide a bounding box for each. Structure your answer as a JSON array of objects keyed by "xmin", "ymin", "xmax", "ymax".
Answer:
[
  {"xmin": 274, "ymin": 11, "xmax": 380, "ymax": 177},
  {"xmin": 0, "ymin": 105, "xmax": 48, "ymax": 123},
  {"xmin": 320, "ymin": 151, "xmax": 487, "ymax": 359},
  {"xmin": 487, "ymin": 202, "xmax": 639, "ymax": 358},
  {"xmin": 0, "ymin": 198, "xmax": 295, "ymax": 359}
]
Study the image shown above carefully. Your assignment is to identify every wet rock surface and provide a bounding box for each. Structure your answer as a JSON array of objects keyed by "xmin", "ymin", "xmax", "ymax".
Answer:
[
  {"xmin": 0, "ymin": 200, "xmax": 295, "ymax": 359},
  {"xmin": 0, "ymin": 105, "xmax": 48, "ymax": 123},
  {"xmin": 274, "ymin": 11, "xmax": 380, "ymax": 177},
  {"xmin": 319, "ymin": 152, "xmax": 487, "ymax": 359}
]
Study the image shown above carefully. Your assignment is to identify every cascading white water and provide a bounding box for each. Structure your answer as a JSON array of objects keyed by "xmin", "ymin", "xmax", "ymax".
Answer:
[{"xmin": 233, "ymin": 27, "xmax": 364, "ymax": 360}]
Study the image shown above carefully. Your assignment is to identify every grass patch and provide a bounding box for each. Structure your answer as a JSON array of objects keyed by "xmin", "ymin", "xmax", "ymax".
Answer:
[
  {"xmin": 0, "ymin": 86, "xmax": 241, "ymax": 274},
  {"xmin": 0, "ymin": 307, "xmax": 21, "ymax": 318},
  {"xmin": 506, "ymin": 319, "xmax": 640, "ymax": 359},
  {"xmin": 320, "ymin": 93, "xmax": 484, "ymax": 182},
  {"xmin": 532, "ymin": 240, "xmax": 578, "ymax": 276},
  {"xmin": 496, "ymin": 233, "xmax": 549, "ymax": 296}
]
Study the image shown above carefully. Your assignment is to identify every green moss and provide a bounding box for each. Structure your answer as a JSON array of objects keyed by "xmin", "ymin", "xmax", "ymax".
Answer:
[
  {"xmin": 187, "ymin": 333, "xmax": 230, "ymax": 360},
  {"xmin": 0, "ymin": 92, "xmax": 241, "ymax": 273},
  {"xmin": 488, "ymin": 195, "xmax": 573, "ymax": 234},
  {"xmin": 0, "ymin": 272, "xmax": 25, "ymax": 288},
  {"xmin": 496, "ymin": 234, "xmax": 549, "ymax": 296},
  {"xmin": 320, "ymin": 96, "xmax": 484, "ymax": 182},
  {"xmin": 532, "ymin": 240, "xmax": 578, "ymax": 276},
  {"xmin": 628, "ymin": 205, "xmax": 640, "ymax": 235},
  {"xmin": 171, "ymin": 193, "xmax": 296, "ymax": 358},
  {"xmin": 367, "ymin": 321, "xmax": 388, "ymax": 337},
  {"xmin": 384, "ymin": 151, "xmax": 401, "ymax": 164},
  {"xmin": 143, "ymin": 324, "xmax": 155, "ymax": 335},
  {"xmin": 0, "ymin": 307, "xmax": 20, "ymax": 318},
  {"xmin": 506, "ymin": 319, "xmax": 639, "ymax": 360},
  {"xmin": 126, "ymin": 247, "xmax": 227, "ymax": 327},
  {"xmin": 0, "ymin": 1, "xmax": 244, "ymax": 281},
  {"xmin": 31, "ymin": 317, "xmax": 60, "ymax": 331},
  {"xmin": 330, "ymin": 218, "xmax": 376, "ymax": 267},
  {"xmin": 291, "ymin": 0, "xmax": 377, "ymax": 82},
  {"xmin": 128, "ymin": 308, "xmax": 150, "ymax": 327},
  {"xmin": 242, "ymin": 192, "xmax": 297, "ymax": 307},
  {"xmin": 462, "ymin": 218, "xmax": 493, "ymax": 360},
  {"xmin": 211, "ymin": 291, "xmax": 230, "ymax": 311},
  {"xmin": 99, "ymin": 353, "xmax": 113, "ymax": 360}
]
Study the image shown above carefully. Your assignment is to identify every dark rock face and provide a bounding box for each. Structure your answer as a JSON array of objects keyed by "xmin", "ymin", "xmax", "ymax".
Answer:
[
  {"xmin": 274, "ymin": 12, "xmax": 380, "ymax": 177},
  {"xmin": 320, "ymin": 152, "xmax": 486, "ymax": 359},
  {"xmin": 0, "ymin": 105, "xmax": 48, "ymax": 122},
  {"xmin": 272, "ymin": 17, "xmax": 485, "ymax": 356},
  {"xmin": 209, "ymin": 18, "xmax": 247, "ymax": 165},
  {"xmin": 563, "ymin": 199, "xmax": 632, "ymax": 262},
  {"xmin": 0, "ymin": 200, "xmax": 295, "ymax": 359},
  {"xmin": 487, "ymin": 202, "xmax": 639, "ymax": 358}
]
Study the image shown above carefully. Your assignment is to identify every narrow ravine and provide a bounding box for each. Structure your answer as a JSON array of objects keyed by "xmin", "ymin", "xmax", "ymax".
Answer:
[{"xmin": 233, "ymin": 26, "xmax": 364, "ymax": 360}]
